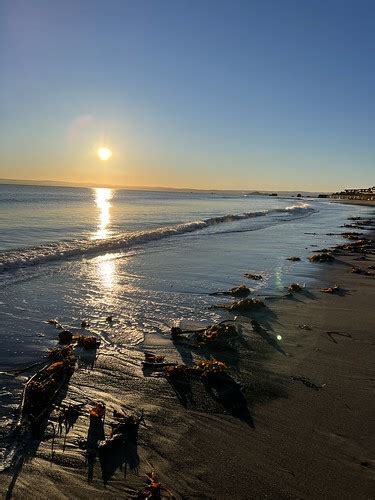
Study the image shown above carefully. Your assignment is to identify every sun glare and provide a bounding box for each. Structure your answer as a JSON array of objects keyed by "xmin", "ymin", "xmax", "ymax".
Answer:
[
  {"xmin": 94, "ymin": 187, "xmax": 113, "ymax": 239},
  {"xmin": 97, "ymin": 146, "xmax": 112, "ymax": 161}
]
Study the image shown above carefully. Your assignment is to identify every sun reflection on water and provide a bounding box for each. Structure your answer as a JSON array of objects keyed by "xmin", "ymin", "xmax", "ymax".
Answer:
[
  {"xmin": 94, "ymin": 187, "xmax": 113, "ymax": 239},
  {"xmin": 98, "ymin": 256, "xmax": 116, "ymax": 290}
]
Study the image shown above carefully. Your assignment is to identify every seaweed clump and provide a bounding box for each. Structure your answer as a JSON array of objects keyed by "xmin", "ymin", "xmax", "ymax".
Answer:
[
  {"xmin": 164, "ymin": 359, "xmax": 228, "ymax": 379},
  {"xmin": 137, "ymin": 471, "xmax": 162, "ymax": 499},
  {"xmin": 321, "ymin": 286, "xmax": 340, "ymax": 294},
  {"xmin": 309, "ymin": 253, "xmax": 334, "ymax": 263},
  {"xmin": 195, "ymin": 322, "xmax": 238, "ymax": 345},
  {"xmin": 210, "ymin": 284, "xmax": 251, "ymax": 297},
  {"xmin": 244, "ymin": 273, "xmax": 263, "ymax": 280},
  {"xmin": 287, "ymin": 283, "xmax": 304, "ymax": 293},
  {"xmin": 58, "ymin": 331, "xmax": 100, "ymax": 349},
  {"xmin": 351, "ymin": 266, "xmax": 374, "ymax": 276},
  {"xmin": 212, "ymin": 297, "xmax": 265, "ymax": 312},
  {"xmin": 333, "ymin": 238, "xmax": 374, "ymax": 254},
  {"xmin": 195, "ymin": 358, "xmax": 227, "ymax": 377}
]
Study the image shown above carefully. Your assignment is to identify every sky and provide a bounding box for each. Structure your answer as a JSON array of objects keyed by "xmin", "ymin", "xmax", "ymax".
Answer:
[{"xmin": 0, "ymin": 0, "xmax": 374, "ymax": 191}]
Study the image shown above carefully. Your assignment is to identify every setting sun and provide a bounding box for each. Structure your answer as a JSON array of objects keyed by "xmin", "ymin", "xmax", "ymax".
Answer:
[{"xmin": 97, "ymin": 147, "xmax": 112, "ymax": 161}]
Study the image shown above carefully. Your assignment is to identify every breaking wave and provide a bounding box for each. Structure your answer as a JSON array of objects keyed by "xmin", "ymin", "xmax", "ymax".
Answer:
[{"xmin": 0, "ymin": 204, "xmax": 315, "ymax": 272}]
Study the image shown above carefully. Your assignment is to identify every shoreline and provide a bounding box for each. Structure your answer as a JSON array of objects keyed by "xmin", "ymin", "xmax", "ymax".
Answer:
[
  {"xmin": 1, "ymin": 222, "xmax": 374, "ymax": 498},
  {"xmin": 331, "ymin": 198, "xmax": 375, "ymax": 207}
]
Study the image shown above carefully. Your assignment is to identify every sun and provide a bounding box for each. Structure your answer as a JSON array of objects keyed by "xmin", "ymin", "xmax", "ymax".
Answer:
[{"xmin": 97, "ymin": 147, "xmax": 112, "ymax": 161}]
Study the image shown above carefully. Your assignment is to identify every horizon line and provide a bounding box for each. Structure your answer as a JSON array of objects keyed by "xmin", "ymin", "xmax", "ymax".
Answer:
[{"xmin": 0, "ymin": 177, "xmax": 332, "ymax": 194}]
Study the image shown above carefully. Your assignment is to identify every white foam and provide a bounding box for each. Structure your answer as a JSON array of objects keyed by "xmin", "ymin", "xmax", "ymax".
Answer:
[{"xmin": 0, "ymin": 205, "xmax": 315, "ymax": 272}]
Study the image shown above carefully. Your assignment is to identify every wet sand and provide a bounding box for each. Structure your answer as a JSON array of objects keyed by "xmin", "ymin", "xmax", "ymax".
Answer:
[
  {"xmin": 331, "ymin": 199, "xmax": 375, "ymax": 207},
  {"xmin": 1, "ymin": 237, "xmax": 374, "ymax": 498}
]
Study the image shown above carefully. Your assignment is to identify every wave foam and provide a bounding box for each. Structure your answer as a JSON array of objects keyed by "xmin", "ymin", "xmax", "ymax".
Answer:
[{"xmin": 0, "ymin": 205, "xmax": 315, "ymax": 272}]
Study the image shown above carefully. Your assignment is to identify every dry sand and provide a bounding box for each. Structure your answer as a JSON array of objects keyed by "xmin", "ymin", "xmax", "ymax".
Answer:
[{"xmin": 1, "ymin": 236, "xmax": 374, "ymax": 499}]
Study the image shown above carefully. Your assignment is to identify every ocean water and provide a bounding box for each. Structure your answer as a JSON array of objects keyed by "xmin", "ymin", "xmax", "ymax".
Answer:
[
  {"xmin": 0, "ymin": 183, "xmax": 373, "ymax": 468},
  {"xmin": 1, "ymin": 184, "xmax": 373, "ymax": 353}
]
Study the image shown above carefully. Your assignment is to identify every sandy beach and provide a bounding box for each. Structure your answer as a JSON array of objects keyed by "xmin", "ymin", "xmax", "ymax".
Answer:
[
  {"xmin": 0, "ymin": 217, "xmax": 374, "ymax": 499},
  {"xmin": 1, "ymin": 0, "xmax": 374, "ymax": 496},
  {"xmin": 331, "ymin": 199, "xmax": 375, "ymax": 207}
]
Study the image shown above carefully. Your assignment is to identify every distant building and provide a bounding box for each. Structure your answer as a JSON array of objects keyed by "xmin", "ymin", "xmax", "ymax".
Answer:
[{"xmin": 331, "ymin": 186, "xmax": 375, "ymax": 201}]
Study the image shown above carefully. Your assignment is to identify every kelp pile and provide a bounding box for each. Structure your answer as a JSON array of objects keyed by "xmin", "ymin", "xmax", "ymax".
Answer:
[
  {"xmin": 244, "ymin": 272, "xmax": 263, "ymax": 280},
  {"xmin": 351, "ymin": 266, "xmax": 374, "ymax": 276},
  {"xmin": 170, "ymin": 320, "xmax": 240, "ymax": 348},
  {"xmin": 98, "ymin": 411, "xmax": 143, "ymax": 452},
  {"xmin": 89, "ymin": 401, "xmax": 106, "ymax": 420},
  {"xmin": 212, "ymin": 297, "xmax": 265, "ymax": 312},
  {"xmin": 308, "ymin": 253, "xmax": 335, "ymax": 263},
  {"xmin": 48, "ymin": 345, "xmax": 76, "ymax": 362},
  {"xmin": 58, "ymin": 330, "xmax": 100, "ymax": 349},
  {"xmin": 333, "ymin": 238, "xmax": 374, "ymax": 254},
  {"xmin": 195, "ymin": 358, "xmax": 227, "ymax": 376},
  {"xmin": 341, "ymin": 232, "xmax": 364, "ymax": 240},
  {"xmin": 344, "ymin": 218, "xmax": 374, "ymax": 228},
  {"xmin": 145, "ymin": 352, "xmax": 165, "ymax": 363},
  {"xmin": 164, "ymin": 358, "xmax": 228, "ymax": 379},
  {"xmin": 320, "ymin": 286, "xmax": 340, "ymax": 294},
  {"xmin": 163, "ymin": 363, "xmax": 196, "ymax": 378},
  {"xmin": 19, "ymin": 346, "xmax": 76, "ymax": 427},
  {"xmin": 195, "ymin": 322, "xmax": 239, "ymax": 345},
  {"xmin": 137, "ymin": 471, "xmax": 162, "ymax": 499},
  {"xmin": 210, "ymin": 284, "xmax": 250, "ymax": 297},
  {"xmin": 287, "ymin": 283, "xmax": 304, "ymax": 293},
  {"xmin": 76, "ymin": 336, "xmax": 101, "ymax": 349}
]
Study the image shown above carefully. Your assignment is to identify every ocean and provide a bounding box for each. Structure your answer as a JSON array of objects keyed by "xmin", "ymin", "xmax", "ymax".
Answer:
[{"xmin": 0, "ymin": 183, "xmax": 372, "ymax": 470}]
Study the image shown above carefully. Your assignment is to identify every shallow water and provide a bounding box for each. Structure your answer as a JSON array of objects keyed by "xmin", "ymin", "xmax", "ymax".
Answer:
[{"xmin": 0, "ymin": 184, "xmax": 373, "ymax": 468}]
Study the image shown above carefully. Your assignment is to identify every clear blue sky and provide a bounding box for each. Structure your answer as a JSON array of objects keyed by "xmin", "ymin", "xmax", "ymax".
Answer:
[{"xmin": 0, "ymin": 0, "xmax": 374, "ymax": 190}]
